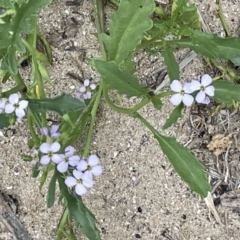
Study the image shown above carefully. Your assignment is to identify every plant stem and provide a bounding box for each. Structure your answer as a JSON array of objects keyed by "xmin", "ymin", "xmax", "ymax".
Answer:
[
  {"xmin": 82, "ymin": 82, "xmax": 103, "ymax": 157},
  {"xmin": 27, "ymin": 110, "xmax": 40, "ymax": 145},
  {"xmin": 216, "ymin": 0, "xmax": 231, "ymax": 37},
  {"xmin": 103, "ymin": 84, "xmax": 150, "ymax": 114},
  {"xmin": 56, "ymin": 207, "xmax": 69, "ymax": 240},
  {"xmin": 107, "ymin": 0, "xmax": 119, "ymax": 8}
]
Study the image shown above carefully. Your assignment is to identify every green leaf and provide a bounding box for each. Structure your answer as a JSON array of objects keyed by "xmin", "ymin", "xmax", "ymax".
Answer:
[
  {"xmin": 46, "ymin": 168, "xmax": 57, "ymax": 208},
  {"xmin": 171, "ymin": 0, "xmax": 188, "ymax": 21},
  {"xmin": 230, "ymin": 55, "xmax": 240, "ymax": 66},
  {"xmin": 154, "ymin": 133, "xmax": 210, "ymax": 197},
  {"xmin": 173, "ymin": 31, "xmax": 240, "ymax": 60},
  {"xmin": 57, "ymin": 175, "xmax": 101, "ymax": 240},
  {"xmin": 162, "ymin": 43, "xmax": 179, "ymax": 81},
  {"xmin": 28, "ymin": 94, "xmax": 86, "ymax": 116},
  {"xmin": 212, "ymin": 80, "xmax": 240, "ymax": 106},
  {"xmin": 100, "ymin": 0, "xmax": 154, "ymax": 63},
  {"xmin": 1, "ymin": 0, "xmax": 52, "ymax": 74},
  {"xmin": 0, "ymin": 114, "xmax": 11, "ymax": 129},
  {"xmin": 150, "ymin": 95, "xmax": 162, "ymax": 110},
  {"xmin": 163, "ymin": 103, "xmax": 184, "ymax": 130},
  {"xmin": 90, "ymin": 59, "xmax": 148, "ymax": 98}
]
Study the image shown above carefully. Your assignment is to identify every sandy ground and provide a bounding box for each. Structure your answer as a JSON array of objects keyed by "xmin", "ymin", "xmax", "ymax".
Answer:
[{"xmin": 1, "ymin": 0, "xmax": 240, "ymax": 239}]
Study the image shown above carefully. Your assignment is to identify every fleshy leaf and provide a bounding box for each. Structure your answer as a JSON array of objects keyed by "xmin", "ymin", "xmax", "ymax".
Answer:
[
  {"xmin": 163, "ymin": 103, "xmax": 184, "ymax": 129},
  {"xmin": 0, "ymin": 114, "xmax": 11, "ymax": 129},
  {"xmin": 212, "ymin": 80, "xmax": 240, "ymax": 106},
  {"xmin": 90, "ymin": 59, "xmax": 148, "ymax": 98},
  {"xmin": 28, "ymin": 94, "xmax": 86, "ymax": 116},
  {"xmin": 154, "ymin": 132, "xmax": 210, "ymax": 197},
  {"xmin": 162, "ymin": 43, "xmax": 179, "ymax": 81},
  {"xmin": 58, "ymin": 175, "xmax": 101, "ymax": 240},
  {"xmin": 47, "ymin": 168, "xmax": 57, "ymax": 208},
  {"xmin": 100, "ymin": 0, "xmax": 154, "ymax": 63}
]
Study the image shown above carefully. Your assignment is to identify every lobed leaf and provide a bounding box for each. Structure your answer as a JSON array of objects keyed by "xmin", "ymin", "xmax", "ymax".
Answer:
[
  {"xmin": 212, "ymin": 80, "xmax": 240, "ymax": 106},
  {"xmin": 28, "ymin": 94, "xmax": 86, "ymax": 116},
  {"xmin": 90, "ymin": 59, "xmax": 148, "ymax": 98},
  {"xmin": 100, "ymin": 0, "xmax": 155, "ymax": 63},
  {"xmin": 162, "ymin": 103, "xmax": 184, "ymax": 130},
  {"xmin": 0, "ymin": 0, "xmax": 52, "ymax": 74}
]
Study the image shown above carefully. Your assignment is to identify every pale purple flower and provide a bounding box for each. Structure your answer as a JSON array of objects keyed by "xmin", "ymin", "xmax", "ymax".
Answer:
[
  {"xmin": 75, "ymin": 79, "xmax": 96, "ymax": 100},
  {"xmin": 65, "ymin": 169, "xmax": 94, "ymax": 196},
  {"xmin": 0, "ymin": 98, "xmax": 7, "ymax": 113},
  {"xmin": 190, "ymin": 74, "xmax": 215, "ymax": 104},
  {"xmin": 39, "ymin": 142, "xmax": 61, "ymax": 165},
  {"xmin": 5, "ymin": 93, "xmax": 28, "ymax": 118},
  {"xmin": 170, "ymin": 80, "xmax": 194, "ymax": 107},
  {"xmin": 40, "ymin": 125, "xmax": 60, "ymax": 137},
  {"xmin": 57, "ymin": 146, "xmax": 80, "ymax": 173},
  {"xmin": 77, "ymin": 154, "xmax": 103, "ymax": 178}
]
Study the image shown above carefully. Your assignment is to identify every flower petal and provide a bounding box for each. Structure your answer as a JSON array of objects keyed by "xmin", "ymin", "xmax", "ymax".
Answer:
[
  {"xmin": 190, "ymin": 80, "xmax": 201, "ymax": 92},
  {"xmin": 57, "ymin": 161, "xmax": 68, "ymax": 173},
  {"xmin": 84, "ymin": 79, "xmax": 90, "ymax": 86},
  {"xmin": 170, "ymin": 80, "xmax": 182, "ymax": 92},
  {"xmin": 183, "ymin": 82, "xmax": 193, "ymax": 94},
  {"xmin": 205, "ymin": 86, "xmax": 215, "ymax": 97},
  {"xmin": 40, "ymin": 127, "xmax": 48, "ymax": 136},
  {"xmin": 40, "ymin": 155, "xmax": 51, "ymax": 165},
  {"xmin": 65, "ymin": 176, "xmax": 77, "ymax": 187},
  {"xmin": 202, "ymin": 96, "xmax": 210, "ymax": 104},
  {"xmin": 51, "ymin": 154, "xmax": 63, "ymax": 164},
  {"xmin": 170, "ymin": 93, "xmax": 183, "ymax": 106},
  {"xmin": 77, "ymin": 160, "xmax": 88, "ymax": 171},
  {"xmin": 91, "ymin": 165, "xmax": 103, "ymax": 176},
  {"xmin": 88, "ymin": 155, "xmax": 99, "ymax": 166},
  {"xmin": 79, "ymin": 86, "xmax": 86, "ymax": 93},
  {"xmin": 0, "ymin": 98, "xmax": 7, "ymax": 109},
  {"xmin": 195, "ymin": 91, "xmax": 206, "ymax": 103},
  {"xmin": 182, "ymin": 94, "xmax": 194, "ymax": 107},
  {"xmin": 90, "ymin": 84, "xmax": 96, "ymax": 90},
  {"xmin": 73, "ymin": 169, "xmax": 83, "ymax": 179},
  {"xmin": 39, "ymin": 143, "xmax": 50, "ymax": 153},
  {"xmin": 201, "ymin": 74, "xmax": 212, "ymax": 86},
  {"xmin": 50, "ymin": 125, "xmax": 59, "ymax": 137},
  {"xmin": 75, "ymin": 183, "xmax": 87, "ymax": 195},
  {"xmin": 49, "ymin": 142, "xmax": 61, "ymax": 152},
  {"xmin": 5, "ymin": 104, "xmax": 15, "ymax": 114},
  {"xmin": 15, "ymin": 108, "xmax": 25, "ymax": 118},
  {"xmin": 19, "ymin": 100, "xmax": 28, "ymax": 109},
  {"xmin": 8, "ymin": 93, "xmax": 19, "ymax": 104},
  {"xmin": 65, "ymin": 146, "xmax": 75, "ymax": 157},
  {"xmin": 69, "ymin": 155, "xmax": 80, "ymax": 166}
]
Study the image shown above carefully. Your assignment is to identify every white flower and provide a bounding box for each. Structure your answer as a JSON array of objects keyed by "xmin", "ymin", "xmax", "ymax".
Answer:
[
  {"xmin": 190, "ymin": 74, "xmax": 215, "ymax": 104},
  {"xmin": 57, "ymin": 146, "xmax": 80, "ymax": 173},
  {"xmin": 0, "ymin": 98, "xmax": 7, "ymax": 113},
  {"xmin": 75, "ymin": 79, "xmax": 96, "ymax": 100},
  {"xmin": 5, "ymin": 93, "xmax": 28, "ymax": 118},
  {"xmin": 170, "ymin": 80, "xmax": 194, "ymax": 106},
  {"xmin": 77, "ymin": 154, "xmax": 102, "ymax": 178},
  {"xmin": 65, "ymin": 170, "xmax": 93, "ymax": 196},
  {"xmin": 39, "ymin": 142, "xmax": 61, "ymax": 165}
]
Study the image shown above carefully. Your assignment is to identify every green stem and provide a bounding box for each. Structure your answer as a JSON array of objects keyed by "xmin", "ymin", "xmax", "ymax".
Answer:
[
  {"xmin": 103, "ymin": 84, "xmax": 150, "ymax": 114},
  {"xmin": 216, "ymin": 0, "xmax": 231, "ymax": 37},
  {"xmin": 27, "ymin": 110, "xmax": 40, "ymax": 145},
  {"xmin": 155, "ymin": 91, "xmax": 172, "ymax": 98},
  {"xmin": 56, "ymin": 207, "xmax": 69, "ymax": 240},
  {"xmin": 133, "ymin": 112, "xmax": 158, "ymax": 135},
  {"xmin": 82, "ymin": 83, "xmax": 103, "ymax": 157},
  {"xmin": 107, "ymin": 0, "xmax": 119, "ymax": 8}
]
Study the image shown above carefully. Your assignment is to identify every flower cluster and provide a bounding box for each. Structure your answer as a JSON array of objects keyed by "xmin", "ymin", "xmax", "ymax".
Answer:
[
  {"xmin": 75, "ymin": 79, "xmax": 96, "ymax": 100},
  {"xmin": 29, "ymin": 125, "xmax": 102, "ymax": 196},
  {"xmin": 170, "ymin": 74, "xmax": 215, "ymax": 107},
  {"xmin": 0, "ymin": 93, "xmax": 28, "ymax": 122}
]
